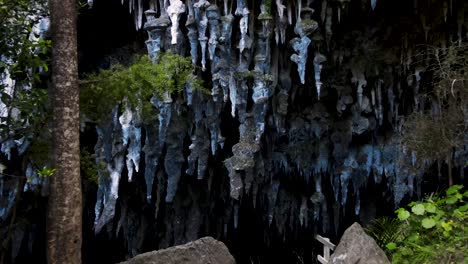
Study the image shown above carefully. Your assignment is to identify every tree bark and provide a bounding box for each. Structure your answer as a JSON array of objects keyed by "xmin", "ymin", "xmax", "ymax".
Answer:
[{"xmin": 47, "ymin": 0, "xmax": 82, "ymax": 263}]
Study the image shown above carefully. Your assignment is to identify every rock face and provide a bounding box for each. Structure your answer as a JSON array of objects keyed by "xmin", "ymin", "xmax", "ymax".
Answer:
[
  {"xmin": 330, "ymin": 223, "xmax": 390, "ymax": 264},
  {"xmin": 119, "ymin": 237, "xmax": 236, "ymax": 264}
]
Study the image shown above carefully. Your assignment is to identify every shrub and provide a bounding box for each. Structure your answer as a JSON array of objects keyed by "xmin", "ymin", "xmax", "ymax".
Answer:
[
  {"xmin": 80, "ymin": 52, "xmax": 202, "ymax": 123},
  {"xmin": 387, "ymin": 185, "xmax": 467, "ymax": 263}
]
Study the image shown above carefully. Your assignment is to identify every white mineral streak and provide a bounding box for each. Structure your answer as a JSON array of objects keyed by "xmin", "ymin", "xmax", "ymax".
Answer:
[
  {"xmin": 130, "ymin": 0, "xmax": 134, "ymax": 13},
  {"xmin": 351, "ymin": 68, "xmax": 367, "ymax": 108},
  {"xmin": 167, "ymin": 0, "xmax": 186, "ymax": 44},
  {"xmin": 275, "ymin": 0, "xmax": 287, "ymax": 44},
  {"xmin": 313, "ymin": 53, "xmax": 327, "ymax": 98},
  {"xmin": 276, "ymin": 0, "xmax": 286, "ymax": 19},
  {"xmin": 229, "ymin": 74, "xmax": 237, "ymax": 117},
  {"xmin": 287, "ymin": 1, "xmax": 292, "ymax": 25},
  {"xmin": 443, "ymin": 1, "xmax": 448, "ymax": 22},
  {"xmin": 119, "ymin": 103, "xmax": 133, "ymax": 146},
  {"xmin": 223, "ymin": 0, "xmax": 229, "ymax": 15},
  {"xmin": 137, "ymin": 0, "xmax": 143, "ymax": 30}
]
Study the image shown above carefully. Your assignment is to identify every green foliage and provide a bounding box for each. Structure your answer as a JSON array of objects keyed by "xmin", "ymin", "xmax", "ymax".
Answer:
[
  {"xmin": 36, "ymin": 166, "xmax": 56, "ymax": 178},
  {"xmin": 0, "ymin": 89, "xmax": 51, "ymax": 141},
  {"xmin": 80, "ymin": 53, "xmax": 202, "ymax": 123},
  {"xmin": 264, "ymin": 0, "xmax": 272, "ymax": 13},
  {"xmin": 77, "ymin": 0, "xmax": 90, "ymax": 9},
  {"xmin": 365, "ymin": 217, "xmax": 403, "ymax": 255},
  {"xmin": 80, "ymin": 149, "xmax": 98, "ymax": 184},
  {"xmin": 25, "ymin": 132, "xmax": 52, "ymax": 166},
  {"xmin": 0, "ymin": 0, "xmax": 52, "ymax": 159},
  {"xmin": 388, "ymin": 185, "xmax": 467, "ymax": 264},
  {"xmin": 0, "ymin": 0, "xmax": 50, "ymax": 82}
]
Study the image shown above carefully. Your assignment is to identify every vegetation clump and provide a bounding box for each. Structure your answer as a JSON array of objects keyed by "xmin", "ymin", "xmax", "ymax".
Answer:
[
  {"xmin": 402, "ymin": 44, "xmax": 467, "ymax": 185},
  {"xmin": 80, "ymin": 52, "xmax": 202, "ymax": 123},
  {"xmin": 368, "ymin": 185, "xmax": 467, "ymax": 263}
]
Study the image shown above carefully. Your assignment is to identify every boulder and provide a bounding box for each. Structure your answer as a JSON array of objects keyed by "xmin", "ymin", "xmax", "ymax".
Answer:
[
  {"xmin": 330, "ymin": 222, "xmax": 390, "ymax": 264},
  {"xmin": 119, "ymin": 237, "xmax": 235, "ymax": 264}
]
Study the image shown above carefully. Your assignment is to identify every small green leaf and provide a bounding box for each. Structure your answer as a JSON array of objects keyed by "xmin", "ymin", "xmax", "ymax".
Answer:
[
  {"xmin": 425, "ymin": 203, "xmax": 436, "ymax": 213},
  {"xmin": 407, "ymin": 234, "xmax": 419, "ymax": 242},
  {"xmin": 397, "ymin": 209, "xmax": 410, "ymax": 220},
  {"xmin": 446, "ymin": 196, "xmax": 458, "ymax": 204},
  {"xmin": 421, "ymin": 218, "xmax": 436, "ymax": 229},
  {"xmin": 440, "ymin": 221, "xmax": 452, "ymax": 232},
  {"xmin": 458, "ymin": 204, "xmax": 468, "ymax": 212},
  {"xmin": 37, "ymin": 167, "xmax": 57, "ymax": 178},
  {"xmin": 401, "ymin": 247, "xmax": 413, "ymax": 256},
  {"xmin": 386, "ymin": 242, "xmax": 397, "ymax": 250},
  {"xmin": 412, "ymin": 204, "xmax": 425, "ymax": 215},
  {"xmin": 446, "ymin": 185, "xmax": 462, "ymax": 195}
]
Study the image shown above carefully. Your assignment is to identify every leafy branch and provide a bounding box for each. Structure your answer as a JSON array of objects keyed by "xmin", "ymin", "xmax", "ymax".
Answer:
[{"xmin": 80, "ymin": 52, "xmax": 204, "ymax": 123}]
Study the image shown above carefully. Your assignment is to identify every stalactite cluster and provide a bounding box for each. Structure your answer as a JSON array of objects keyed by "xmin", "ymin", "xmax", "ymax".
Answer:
[
  {"xmin": 1, "ymin": 0, "xmax": 467, "ymax": 261},
  {"xmin": 85, "ymin": 0, "xmax": 468, "ymax": 256}
]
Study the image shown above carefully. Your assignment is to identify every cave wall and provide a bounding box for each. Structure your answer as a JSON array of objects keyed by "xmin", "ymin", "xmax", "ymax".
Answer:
[
  {"xmin": 0, "ymin": 0, "xmax": 467, "ymax": 263},
  {"xmin": 85, "ymin": 0, "xmax": 467, "ymax": 263}
]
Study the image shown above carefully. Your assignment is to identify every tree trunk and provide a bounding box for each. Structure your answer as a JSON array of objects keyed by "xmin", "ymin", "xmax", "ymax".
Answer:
[{"xmin": 47, "ymin": 0, "xmax": 82, "ymax": 263}]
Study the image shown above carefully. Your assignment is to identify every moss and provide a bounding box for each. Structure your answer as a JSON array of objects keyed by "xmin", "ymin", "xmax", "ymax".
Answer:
[
  {"xmin": 258, "ymin": 13, "xmax": 273, "ymax": 20},
  {"xmin": 234, "ymin": 70, "xmax": 255, "ymax": 80}
]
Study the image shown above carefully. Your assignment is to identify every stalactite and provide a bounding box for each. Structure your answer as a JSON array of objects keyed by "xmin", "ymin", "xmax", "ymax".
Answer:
[
  {"xmin": 371, "ymin": 0, "xmax": 377, "ymax": 10},
  {"xmin": 235, "ymin": 0, "xmax": 250, "ymax": 54},
  {"xmin": 186, "ymin": 2, "xmax": 199, "ymax": 65},
  {"xmin": 0, "ymin": 179, "xmax": 17, "ymax": 220},
  {"xmin": 290, "ymin": 36, "xmax": 311, "ymax": 85},
  {"xmin": 137, "ymin": 0, "xmax": 143, "ymax": 30},
  {"xmin": 207, "ymin": 5, "xmax": 220, "ymax": 61},
  {"xmin": 313, "ymin": 52, "xmax": 327, "ymax": 98},
  {"xmin": 206, "ymin": 100, "xmax": 224, "ymax": 154},
  {"xmin": 163, "ymin": 104, "xmax": 186, "ymax": 202},
  {"xmin": 24, "ymin": 163, "xmax": 40, "ymax": 192},
  {"xmin": 94, "ymin": 109, "xmax": 126, "ymax": 233},
  {"xmin": 351, "ymin": 68, "xmax": 367, "ymax": 109},
  {"xmin": 167, "ymin": 0, "xmax": 186, "ymax": 44},
  {"xmin": 144, "ymin": 10, "xmax": 170, "ymax": 60},
  {"xmin": 142, "ymin": 124, "xmax": 161, "ymax": 202},
  {"xmin": 290, "ymin": 6, "xmax": 317, "ymax": 85},
  {"xmin": 194, "ymin": 0, "xmax": 210, "ymax": 71},
  {"xmin": 275, "ymin": 0, "xmax": 287, "ymax": 44}
]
